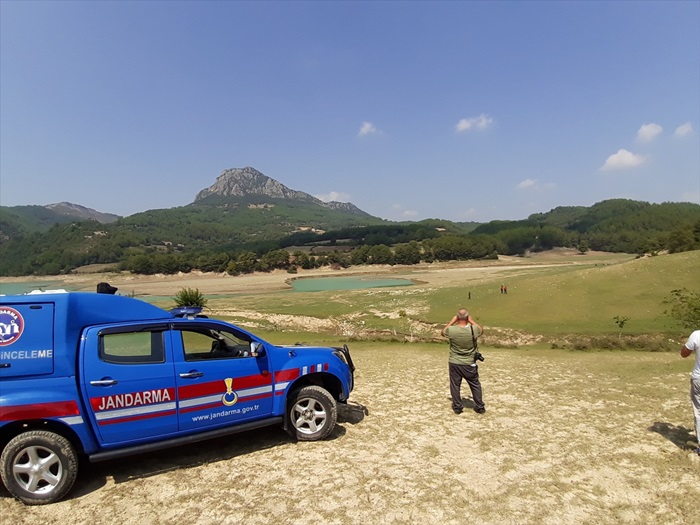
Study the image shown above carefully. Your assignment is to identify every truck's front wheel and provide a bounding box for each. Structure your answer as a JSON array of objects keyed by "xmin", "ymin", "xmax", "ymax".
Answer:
[
  {"xmin": 0, "ymin": 430, "xmax": 78, "ymax": 505},
  {"xmin": 288, "ymin": 386, "xmax": 337, "ymax": 441}
]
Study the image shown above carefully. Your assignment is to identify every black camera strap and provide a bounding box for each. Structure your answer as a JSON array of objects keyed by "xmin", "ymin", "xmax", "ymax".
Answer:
[{"xmin": 470, "ymin": 325, "xmax": 483, "ymax": 365}]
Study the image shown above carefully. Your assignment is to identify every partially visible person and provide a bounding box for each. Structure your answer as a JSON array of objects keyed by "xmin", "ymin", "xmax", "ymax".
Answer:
[
  {"xmin": 680, "ymin": 329, "xmax": 700, "ymax": 456},
  {"xmin": 441, "ymin": 308, "xmax": 485, "ymax": 415}
]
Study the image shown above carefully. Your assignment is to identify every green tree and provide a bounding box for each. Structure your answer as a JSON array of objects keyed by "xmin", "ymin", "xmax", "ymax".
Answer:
[
  {"xmin": 394, "ymin": 241, "xmax": 421, "ymax": 265},
  {"xmin": 428, "ymin": 235, "xmax": 470, "ymax": 261},
  {"xmin": 173, "ymin": 287, "xmax": 208, "ymax": 308},
  {"xmin": 127, "ymin": 254, "xmax": 155, "ymax": 275},
  {"xmin": 292, "ymin": 251, "xmax": 311, "ymax": 269},
  {"xmin": 225, "ymin": 260, "xmax": 240, "ymax": 275},
  {"xmin": 325, "ymin": 250, "xmax": 350, "ymax": 268},
  {"xmin": 533, "ymin": 226, "xmax": 568, "ymax": 251},
  {"xmin": 235, "ymin": 251, "xmax": 258, "ymax": 274},
  {"xmin": 196, "ymin": 253, "xmax": 231, "ymax": 272},
  {"xmin": 497, "ymin": 228, "xmax": 537, "ymax": 256},
  {"xmin": 258, "ymin": 249, "xmax": 290, "ymax": 271},
  {"xmin": 367, "ymin": 244, "xmax": 394, "ymax": 265},
  {"xmin": 664, "ymin": 289, "xmax": 700, "ymax": 330},
  {"xmin": 667, "ymin": 226, "xmax": 697, "ymax": 253},
  {"xmin": 613, "ymin": 315, "xmax": 629, "ymax": 338},
  {"xmin": 350, "ymin": 245, "xmax": 370, "ymax": 265}
]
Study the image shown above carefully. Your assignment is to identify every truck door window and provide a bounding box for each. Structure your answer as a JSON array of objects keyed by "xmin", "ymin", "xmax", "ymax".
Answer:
[
  {"xmin": 100, "ymin": 331, "xmax": 165, "ymax": 364},
  {"xmin": 178, "ymin": 329, "xmax": 252, "ymax": 361}
]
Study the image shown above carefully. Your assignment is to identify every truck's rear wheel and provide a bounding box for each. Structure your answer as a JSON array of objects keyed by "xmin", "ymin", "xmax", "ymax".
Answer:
[
  {"xmin": 288, "ymin": 386, "xmax": 337, "ymax": 441},
  {"xmin": 0, "ymin": 430, "xmax": 78, "ymax": 505}
]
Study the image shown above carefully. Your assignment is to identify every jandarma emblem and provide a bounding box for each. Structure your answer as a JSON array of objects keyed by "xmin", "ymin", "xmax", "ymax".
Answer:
[
  {"xmin": 221, "ymin": 377, "xmax": 238, "ymax": 406},
  {"xmin": 0, "ymin": 308, "xmax": 24, "ymax": 346}
]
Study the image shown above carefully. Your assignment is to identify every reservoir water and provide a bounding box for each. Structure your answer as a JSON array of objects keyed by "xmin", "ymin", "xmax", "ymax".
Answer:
[
  {"xmin": 290, "ymin": 276, "xmax": 413, "ymax": 292},
  {"xmin": 0, "ymin": 281, "xmax": 75, "ymax": 295},
  {"xmin": 0, "ymin": 276, "xmax": 414, "ymax": 298}
]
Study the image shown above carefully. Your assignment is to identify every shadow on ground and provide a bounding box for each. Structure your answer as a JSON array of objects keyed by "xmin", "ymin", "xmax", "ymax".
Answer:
[
  {"xmin": 4, "ymin": 404, "xmax": 371, "ymax": 504},
  {"xmin": 69, "ymin": 425, "xmax": 291, "ymax": 499},
  {"xmin": 648, "ymin": 421, "xmax": 697, "ymax": 450},
  {"xmin": 338, "ymin": 401, "xmax": 369, "ymax": 424}
]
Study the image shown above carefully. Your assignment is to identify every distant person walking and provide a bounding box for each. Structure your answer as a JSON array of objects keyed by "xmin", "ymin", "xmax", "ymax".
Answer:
[
  {"xmin": 441, "ymin": 308, "xmax": 485, "ymax": 415},
  {"xmin": 680, "ymin": 329, "xmax": 700, "ymax": 456}
]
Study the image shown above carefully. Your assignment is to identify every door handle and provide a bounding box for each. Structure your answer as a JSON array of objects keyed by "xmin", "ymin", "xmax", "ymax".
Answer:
[
  {"xmin": 179, "ymin": 371, "xmax": 204, "ymax": 379},
  {"xmin": 90, "ymin": 379, "xmax": 118, "ymax": 386}
]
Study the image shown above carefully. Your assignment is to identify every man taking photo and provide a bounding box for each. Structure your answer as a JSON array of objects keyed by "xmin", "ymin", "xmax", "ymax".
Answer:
[{"xmin": 441, "ymin": 308, "xmax": 485, "ymax": 415}]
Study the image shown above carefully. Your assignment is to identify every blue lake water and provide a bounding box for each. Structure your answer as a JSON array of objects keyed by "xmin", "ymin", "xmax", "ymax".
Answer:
[
  {"xmin": 0, "ymin": 276, "xmax": 414, "ymax": 298},
  {"xmin": 0, "ymin": 281, "xmax": 77, "ymax": 295},
  {"xmin": 290, "ymin": 276, "xmax": 414, "ymax": 292}
]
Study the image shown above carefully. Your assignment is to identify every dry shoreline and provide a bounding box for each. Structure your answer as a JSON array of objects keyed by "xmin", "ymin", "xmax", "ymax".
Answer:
[{"xmin": 0, "ymin": 251, "xmax": 592, "ymax": 298}]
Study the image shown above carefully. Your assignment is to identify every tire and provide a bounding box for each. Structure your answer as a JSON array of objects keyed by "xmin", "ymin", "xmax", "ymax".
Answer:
[
  {"xmin": 288, "ymin": 386, "xmax": 337, "ymax": 441},
  {"xmin": 0, "ymin": 430, "xmax": 78, "ymax": 505}
]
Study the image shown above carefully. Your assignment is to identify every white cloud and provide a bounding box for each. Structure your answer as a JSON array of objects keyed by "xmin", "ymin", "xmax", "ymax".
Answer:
[
  {"xmin": 600, "ymin": 149, "xmax": 647, "ymax": 171},
  {"xmin": 358, "ymin": 121, "xmax": 381, "ymax": 137},
  {"xmin": 455, "ymin": 113, "xmax": 494, "ymax": 133},
  {"xmin": 515, "ymin": 179, "xmax": 555, "ymax": 191},
  {"xmin": 674, "ymin": 122, "xmax": 694, "ymax": 138},
  {"xmin": 517, "ymin": 178, "xmax": 537, "ymax": 189},
  {"xmin": 637, "ymin": 123, "xmax": 663, "ymax": 142},
  {"xmin": 390, "ymin": 203, "xmax": 418, "ymax": 218},
  {"xmin": 315, "ymin": 191, "xmax": 351, "ymax": 203}
]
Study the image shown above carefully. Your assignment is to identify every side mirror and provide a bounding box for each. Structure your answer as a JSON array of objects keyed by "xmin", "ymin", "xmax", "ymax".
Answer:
[{"xmin": 250, "ymin": 342, "xmax": 264, "ymax": 357}]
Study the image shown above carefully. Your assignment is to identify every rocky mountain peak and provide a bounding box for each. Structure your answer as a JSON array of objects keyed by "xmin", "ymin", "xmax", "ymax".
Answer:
[
  {"xmin": 45, "ymin": 202, "xmax": 120, "ymax": 223},
  {"xmin": 195, "ymin": 167, "xmax": 318, "ymax": 203},
  {"xmin": 194, "ymin": 167, "xmax": 372, "ymax": 217}
]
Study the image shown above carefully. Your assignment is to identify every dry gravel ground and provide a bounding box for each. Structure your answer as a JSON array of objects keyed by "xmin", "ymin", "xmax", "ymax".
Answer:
[{"xmin": 2, "ymin": 344, "xmax": 699, "ymax": 524}]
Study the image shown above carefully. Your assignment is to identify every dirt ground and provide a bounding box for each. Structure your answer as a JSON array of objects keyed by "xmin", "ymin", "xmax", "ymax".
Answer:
[
  {"xmin": 1, "ymin": 344, "xmax": 698, "ymax": 524},
  {"xmin": 3, "ymin": 252, "xmax": 698, "ymax": 523}
]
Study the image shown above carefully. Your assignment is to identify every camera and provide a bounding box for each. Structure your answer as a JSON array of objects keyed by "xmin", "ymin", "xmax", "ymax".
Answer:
[{"xmin": 475, "ymin": 351, "xmax": 485, "ymax": 362}]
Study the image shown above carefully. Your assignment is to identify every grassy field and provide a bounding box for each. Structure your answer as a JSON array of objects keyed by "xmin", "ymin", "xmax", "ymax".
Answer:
[{"xmin": 166, "ymin": 250, "xmax": 700, "ymax": 349}]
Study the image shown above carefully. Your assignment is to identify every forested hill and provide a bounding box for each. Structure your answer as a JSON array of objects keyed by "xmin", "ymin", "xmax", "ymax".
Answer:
[
  {"xmin": 472, "ymin": 199, "xmax": 700, "ymax": 253},
  {"xmin": 0, "ymin": 202, "xmax": 120, "ymax": 240},
  {"xmin": 0, "ymin": 193, "xmax": 698, "ymax": 276},
  {"xmin": 0, "ymin": 167, "xmax": 386, "ymax": 275}
]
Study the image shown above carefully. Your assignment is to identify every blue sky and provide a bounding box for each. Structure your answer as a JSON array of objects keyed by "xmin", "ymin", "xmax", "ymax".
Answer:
[{"xmin": 1, "ymin": 1, "xmax": 698, "ymax": 223}]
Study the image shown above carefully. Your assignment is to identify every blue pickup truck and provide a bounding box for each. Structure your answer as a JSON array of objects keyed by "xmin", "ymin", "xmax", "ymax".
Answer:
[{"xmin": 0, "ymin": 291, "xmax": 354, "ymax": 504}]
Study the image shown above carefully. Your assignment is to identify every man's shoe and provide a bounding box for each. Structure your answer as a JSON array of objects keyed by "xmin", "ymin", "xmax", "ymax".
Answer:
[
  {"xmin": 453, "ymin": 408, "xmax": 463, "ymax": 415},
  {"xmin": 474, "ymin": 407, "xmax": 486, "ymax": 414}
]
